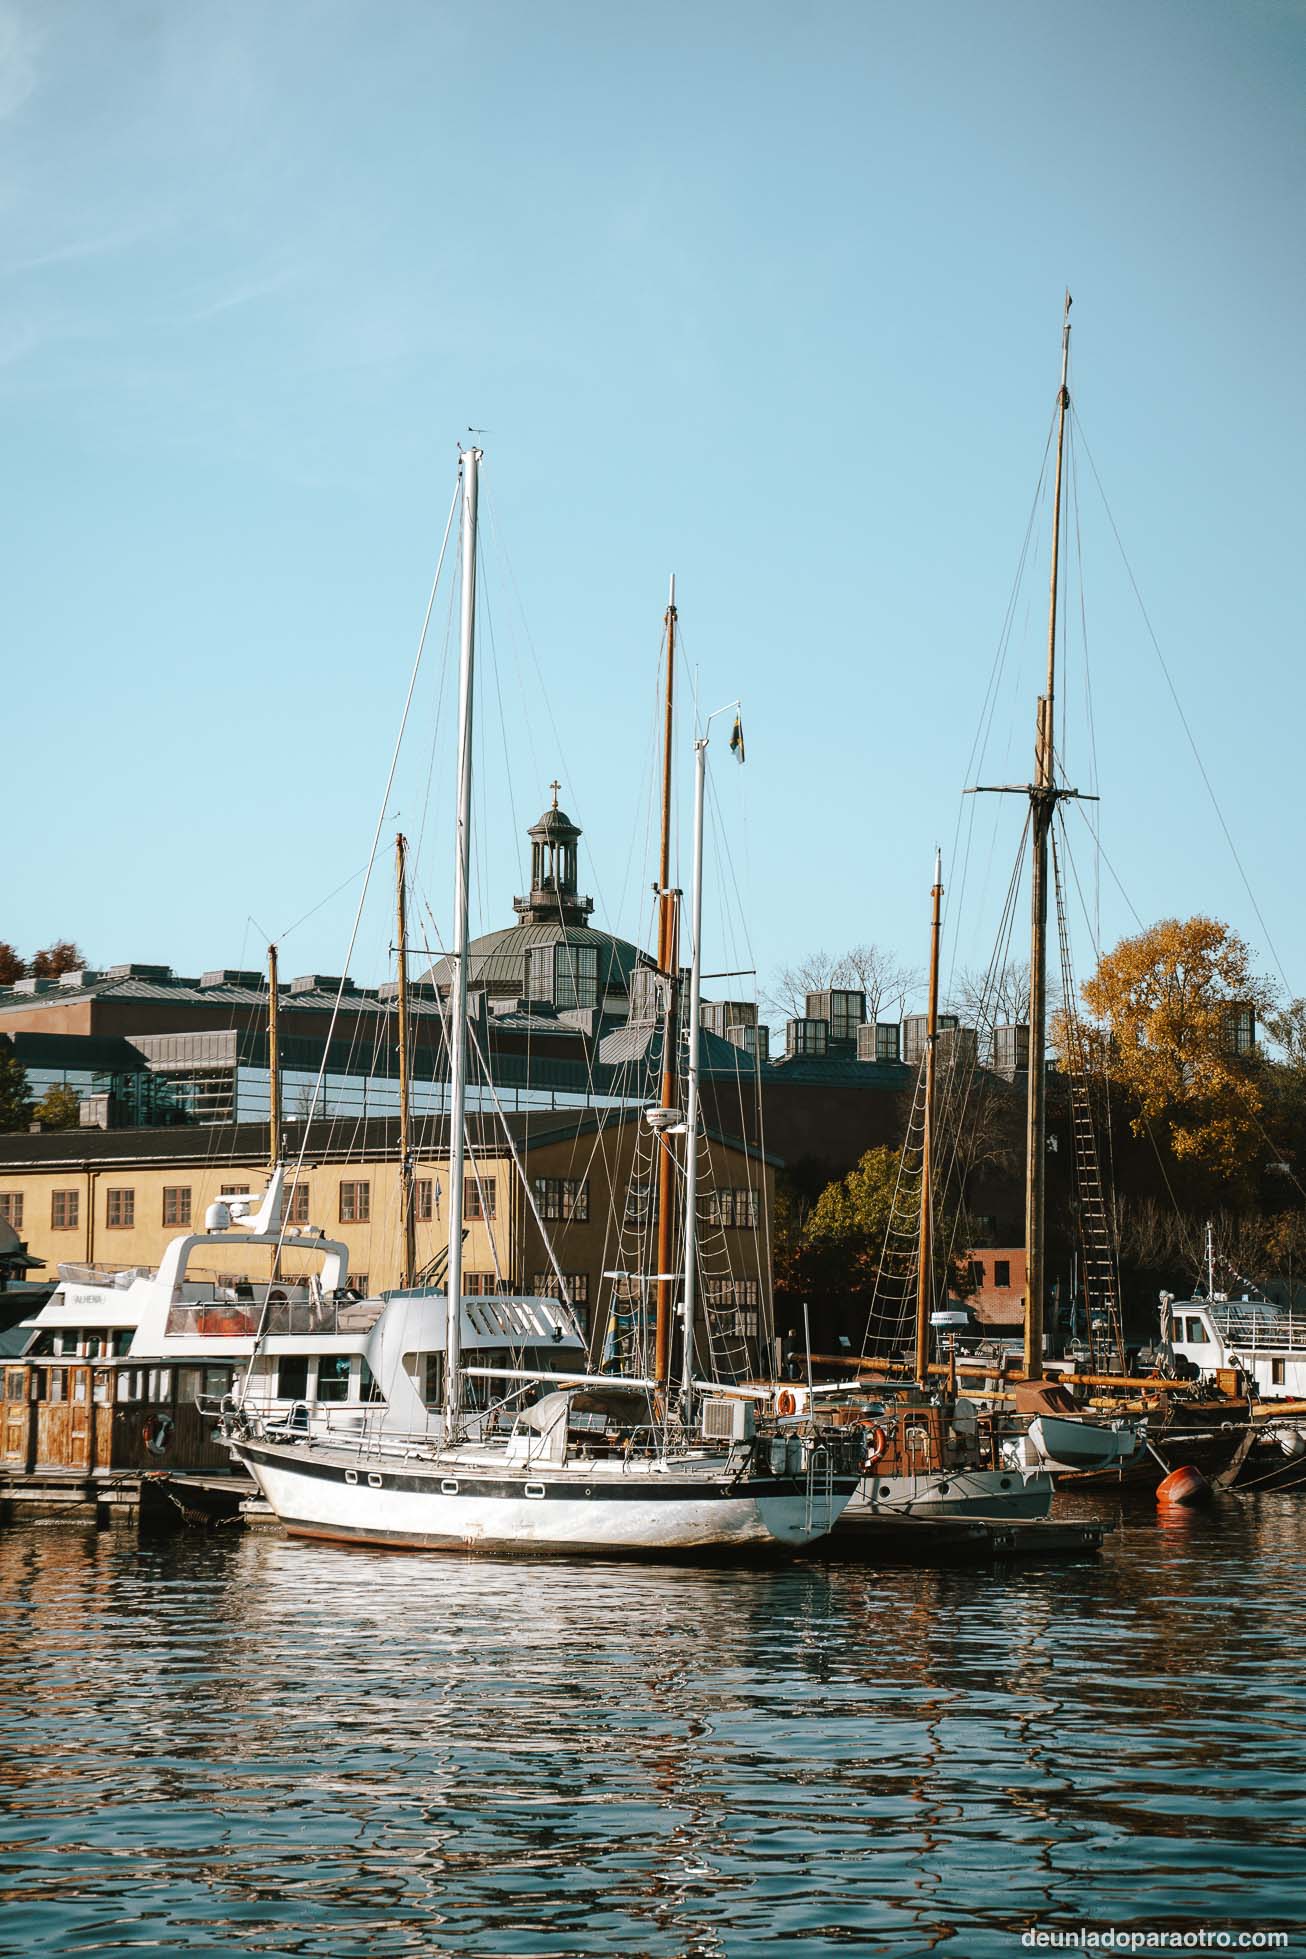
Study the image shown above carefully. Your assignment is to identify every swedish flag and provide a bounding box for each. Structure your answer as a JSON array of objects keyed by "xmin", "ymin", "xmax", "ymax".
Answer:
[{"xmin": 729, "ymin": 714, "xmax": 745, "ymax": 764}]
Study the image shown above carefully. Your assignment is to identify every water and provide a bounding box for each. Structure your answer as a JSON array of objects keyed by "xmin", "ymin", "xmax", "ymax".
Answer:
[{"xmin": 1, "ymin": 1497, "xmax": 1303, "ymax": 1959}]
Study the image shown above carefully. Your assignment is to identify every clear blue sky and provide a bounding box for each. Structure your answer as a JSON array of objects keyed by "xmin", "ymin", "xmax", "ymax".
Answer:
[{"xmin": 4, "ymin": 1, "xmax": 1304, "ymax": 1018}]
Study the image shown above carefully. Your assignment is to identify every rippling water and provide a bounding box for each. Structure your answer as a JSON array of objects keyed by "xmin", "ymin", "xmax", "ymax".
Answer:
[{"xmin": 0, "ymin": 1496, "xmax": 1303, "ymax": 1958}]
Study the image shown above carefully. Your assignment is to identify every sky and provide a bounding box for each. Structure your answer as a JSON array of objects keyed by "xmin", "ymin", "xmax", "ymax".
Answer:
[{"xmin": 3, "ymin": 0, "xmax": 1304, "ymax": 1025}]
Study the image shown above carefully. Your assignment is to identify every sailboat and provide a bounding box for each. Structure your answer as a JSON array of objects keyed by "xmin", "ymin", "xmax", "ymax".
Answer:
[
  {"xmin": 970, "ymin": 295, "xmax": 1142, "ymax": 1478},
  {"xmin": 833, "ymin": 854, "xmax": 1056, "ymax": 1522},
  {"xmin": 224, "ymin": 449, "xmax": 861, "ymax": 1554}
]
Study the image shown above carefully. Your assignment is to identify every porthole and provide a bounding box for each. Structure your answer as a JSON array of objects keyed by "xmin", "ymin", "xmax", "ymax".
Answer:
[
  {"xmin": 1000, "ymin": 1476, "xmax": 1012, "ymax": 1490},
  {"xmin": 441, "ymin": 1479, "xmax": 459, "ymax": 1495},
  {"xmin": 938, "ymin": 1482, "xmax": 951, "ymax": 1495},
  {"xmin": 367, "ymin": 1473, "xmax": 383, "ymax": 1488},
  {"xmin": 345, "ymin": 1470, "xmax": 358, "ymax": 1485},
  {"xmin": 879, "ymin": 1485, "xmax": 891, "ymax": 1498},
  {"xmin": 524, "ymin": 1482, "xmax": 546, "ymax": 1499}
]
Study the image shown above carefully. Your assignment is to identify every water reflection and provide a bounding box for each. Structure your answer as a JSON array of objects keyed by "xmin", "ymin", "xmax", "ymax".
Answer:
[{"xmin": 0, "ymin": 1498, "xmax": 1302, "ymax": 1957}]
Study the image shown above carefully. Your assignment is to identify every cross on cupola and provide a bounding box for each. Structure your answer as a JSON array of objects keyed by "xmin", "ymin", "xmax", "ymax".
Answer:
[{"xmin": 513, "ymin": 785, "xmax": 595, "ymax": 928}]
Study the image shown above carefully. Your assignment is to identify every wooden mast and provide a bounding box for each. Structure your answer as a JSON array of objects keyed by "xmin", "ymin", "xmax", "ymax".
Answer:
[
  {"xmin": 267, "ymin": 941, "xmax": 281, "ymax": 1171},
  {"xmin": 396, "ymin": 831, "xmax": 416, "ymax": 1290},
  {"xmin": 914, "ymin": 850, "xmax": 943, "ymax": 1381},
  {"xmin": 1023, "ymin": 292, "xmax": 1072, "ymax": 1382},
  {"xmin": 654, "ymin": 575, "xmax": 679, "ymax": 1389}
]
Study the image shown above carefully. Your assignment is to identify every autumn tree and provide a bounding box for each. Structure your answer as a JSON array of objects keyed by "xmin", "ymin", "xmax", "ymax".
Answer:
[
  {"xmin": 1078, "ymin": 916, "xmax": 1274, "ymax": 1185},
  {"xmin": 32, "ymin": 1083, "xmax": 81, "ymax": 1130},
  {"xmin": 0, "ymin": 1048, "xmax": 31, "ymax": 1132},
  {"xmin": 30, "ymin": 940, "xmax": 85, "ymax": 978},
  {"xmin": 0, "ymin": 944, "xmax": 25, "ymax": 984}
]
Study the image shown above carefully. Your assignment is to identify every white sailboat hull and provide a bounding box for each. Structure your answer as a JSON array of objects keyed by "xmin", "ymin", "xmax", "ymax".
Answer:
[
  {"xmin": 236, "ymin": 1440, "xmax": 856, "ymax": 1554},
  {"xmin": 851, "ymin": 1465, "xmax": 1054, "ymax": 1520}
]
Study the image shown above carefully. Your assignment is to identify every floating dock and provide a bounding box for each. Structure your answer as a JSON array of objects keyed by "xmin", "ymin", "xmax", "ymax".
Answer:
[{"xmin": 822, "ymin": 1510, "xmax": 1105, "ymax": 1566}]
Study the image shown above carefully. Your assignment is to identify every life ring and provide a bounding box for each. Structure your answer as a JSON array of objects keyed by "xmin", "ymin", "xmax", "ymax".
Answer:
[
  {"xmin": 776, "ymin": 1388, "xmax": 798, "ymax": 1417},
  {"xmin": 143, "ymin": 1414, "xmax": 175, "ymax": 1457},
  {"xmin": 862, "ymin": 1424, "xmax": 889, "ymax": 1472}
]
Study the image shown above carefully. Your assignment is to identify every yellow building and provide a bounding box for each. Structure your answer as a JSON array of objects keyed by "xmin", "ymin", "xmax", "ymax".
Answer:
[{"xmin": 0, "ymin": 1110, "xmax": 777, "ymax": 1369}]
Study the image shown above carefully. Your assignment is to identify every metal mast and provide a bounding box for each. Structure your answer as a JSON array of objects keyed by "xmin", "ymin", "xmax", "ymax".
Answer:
[
  {"xmin": 914, "ymin": 850, "xmax": 943, "ymax": 1381},
  {"xmin": 680, "ymin": 730, "xmax": 709, "ymax": 1407},
  {"xmin": 396, "ymin": 831, "xmax": 416, "ymax": 1290},
  {"xmin": 654, "ymin": 576, "xmax": 679, "ymax": 1389},
  {"xmin": 267, "ymin": 941, "xmax": 281, "ymax": 1171},
  {"xmin": 1023, "ymin": 293, "xmax": 1072, "ymax": 1381},
  {"xmin": 444, "ymin": 447, "xmax": 481, "ymax": 1436}
]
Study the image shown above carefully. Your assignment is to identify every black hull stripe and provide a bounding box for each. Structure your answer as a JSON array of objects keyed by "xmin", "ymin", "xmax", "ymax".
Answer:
[{"xmin": 237, "ymin": 1442, "xmax": 857, "ymax": 1504}]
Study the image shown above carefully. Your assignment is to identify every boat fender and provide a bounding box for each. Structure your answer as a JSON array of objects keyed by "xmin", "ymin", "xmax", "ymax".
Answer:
[
  {"xmin": 143, "ymin": 1414, "xmax": 175, "ymax": 1458},
  {"xmin": 776, "ymin": 1389, "xmax": 798, "ymax": 1417},
  {"xmin": 862, "ymin": 1424, "xmax": 889, "ymax": 1472}
]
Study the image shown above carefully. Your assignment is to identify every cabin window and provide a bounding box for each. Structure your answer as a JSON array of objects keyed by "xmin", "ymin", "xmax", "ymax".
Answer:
[
  {"xmin": 92, "ymin": 1372, "xmax": 112, "ymax": 1405},
  {"xmin": 0, "ymin": 1192, "xmax": 23, "ymax": 1229},
  {"xmin": 533, "ymin": 1177, "xmax": 589, "ymax": 1223},
  {"xmin": 146, "ymin": 1368, "xmax": 171, "ymax": 1403},
  {"xmin": 339, "ymin": 1181, "xmax": 370, "ymax": 1223},
  {"xmin": 415, "ymin": 1178, "xmax": 435, "ymax": 1222},
  {"xmin": 360, "ymin": 1359, "xmax": 384, "ymax": 1403},
  {"xmin": 51, "ymin": 1189, "xmax": 79, "ymax": 1231},
  {"xmin": 1185, "ymin": 1319, "xmax": 1208, "ymax": 1345},
  {"xmin": 422, "ymin": 1354, "xmax": 445, "ymax": 1407},
  {"xmin": 1272, "ymin": 1358, "xmax": 1286, "ymax": 1386},
  {"xmin": 277, "ymin": 1356, "xmax": 309, "ymax": 1400},
  {"xmin": 49, "ymin": 1369, "xmax": 64, "ymax": 1403},
  {"xmin": 105, "ymin": 1188, "xmax": 135, "ymax": 1229},
  {"xmin": 4, "ymin": 1369, "xmax": 24, "ymax": 1400},
  {"xmin": 203, "ymin": 1367, "xmax": 235, "ymax": 1398},
  {"xmin": 316, "ymin": 1355, "xmax": 352, "ymax": 1403},
  {"xmin": 162, "ymin": 1187, "xmax": 192, "ymax": 1228},
  {"xmin": 177, "ymin": 1367, "xmax": 203, "ymax": 1404},
  {"xmin": 112, "ymin": 1331, "xmax": 132, "ymax": 1357},
  {"xmin": 466, "ymin": 1175, "xmax": 496, "ymax": 1221},
  {"xmin": 995, "ymin": 1260, "xmax": 1012, "ymax": 1289}
]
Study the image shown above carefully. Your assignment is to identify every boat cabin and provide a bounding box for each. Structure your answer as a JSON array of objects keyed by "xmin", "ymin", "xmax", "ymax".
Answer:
[{"xmin": 1166, "ymin": 1296, "xmax": 1306, "ymax": 1400}]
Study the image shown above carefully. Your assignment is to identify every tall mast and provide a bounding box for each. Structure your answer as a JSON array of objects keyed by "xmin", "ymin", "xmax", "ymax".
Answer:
[
  {"xmin": 1023, "ymin": 292, "xmax": 1072, "ymax": 1381},
  {"xmin": 396, "ymin": 831, "xmax": 416, "ymax": 1290},
  {"xmin": 654, "ymin": 575, "xmax": 679, "ymax": 1389},
  {"xmin": 914, "ymin": 850, "xmax": 943, "ymax": 1381},
  {"xmin": 445, "ymin": 446, "xmax": 481, "ymax": 1436},
  {"xmin": 680, "ymin": 729, "xmax": 709, "ymax": 1407},
  {"xmin": 266, "ymin": 941, "xmax": 281, "ymax": 1171}
]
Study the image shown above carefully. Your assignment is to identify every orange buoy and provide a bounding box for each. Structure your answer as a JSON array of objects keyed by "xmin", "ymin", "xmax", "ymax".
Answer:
[{"xmin": 1156, "ymin": 1464, "xmax": 1211, "ymax": 1507}]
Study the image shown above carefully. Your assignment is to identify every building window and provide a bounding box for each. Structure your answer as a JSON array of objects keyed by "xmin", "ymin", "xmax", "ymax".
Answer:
[
  {"xmin": 532, "ymin": 1270, "xmax": 590, "ymax": 1306},
  {"xmin": 624, "ymin": 1180, "xmax": 651, "ymax": 1226},
  {"xmin": 463, "ymin": 1271, "xmax": 500, "ymax": 1295},
  {"xmin": 0, "ymin": 1193, "xmax": 22, "ymax": 1229},
  {"xmin": 350, "ymin": 1274, "xmax": 368, "ymax": 1297},
  {"xmin": 969, "ymin": 1260, "xmax": 985, "ymax": 1291},
  {"xmin": 105, "ymin": 1188, "xmax": 135, "ymax": 1229},
  {"xmin": 533, "ymin": 1177, "xmax": 589, "ymax": 1223},
  {"xmin": 466, "ymin": 1175, "xmax": 496, "ymax": 1221},
  {"xmin": 416, "ymin": 1178, "xmax": 435, "ymax": 1222},
  {"xmin": 339, "ymin": 1181, "xmax": 370, "ymax": 1223},
  {"xmin": 221, "ymin": 1184, "xmax": 250, "ymax": 1198},
  {"xmin": 709, "ymin": 1187, "xmax": 759, "ymax": 1229},
  {"xmin": 285, "ymin": 1183, "xmax": 310, "ymax": 1225},
  {"xmin": 994, "ymin": 1259, "xmax": 1011, "ymax": 1289},
  {"xmin": 705, "ymin": 1278, "xmax": 761, "ymax": 1338},
  {"xmin": 51, "ymin": 1190, "xmax": 79, "ymax": 1232},
  {"xmin": 162, "ymin": 1187, "xmax": 192, "ymax": 1228}
]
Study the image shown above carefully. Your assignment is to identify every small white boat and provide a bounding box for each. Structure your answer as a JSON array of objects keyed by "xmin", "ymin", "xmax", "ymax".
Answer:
[{"xmin": 1008, "ymin": 1381, "xmax": 1143, "ymax": 1473}]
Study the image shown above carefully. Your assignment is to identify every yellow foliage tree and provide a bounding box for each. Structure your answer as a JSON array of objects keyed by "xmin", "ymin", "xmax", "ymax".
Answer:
[{"xmin": 1077, "ymin": 916, "xmax": 1274, "ymax": 1181}]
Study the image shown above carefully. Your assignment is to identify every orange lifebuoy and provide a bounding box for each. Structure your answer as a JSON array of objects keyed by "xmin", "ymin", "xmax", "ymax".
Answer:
[
  {"xmin": 776, "ymin": 1388, "xmax": 798, "ymax": 1417},
  {"xmin": 862, "ymin": 1424, "xmax": 889, "ymax": 1472}
]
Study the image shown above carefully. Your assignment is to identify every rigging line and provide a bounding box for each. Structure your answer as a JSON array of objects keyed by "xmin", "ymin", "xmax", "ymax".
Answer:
[
  {"xmin": 413, "ymin": 548, "xmax": 461, "ymax": 885},
  {"xmin": 1073, "ymin": 409, "xmax": 1289, "ymax": 992},
  {"xmin": 250, "ymin": 470, "xmax": 461, "ymax": 1317},
  {"xmin": 274, "ymin": 866, "xmax": 368, "ymax": 947}
]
